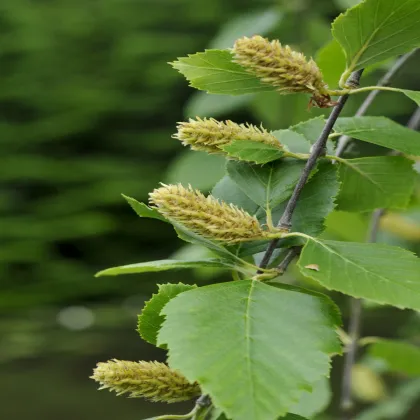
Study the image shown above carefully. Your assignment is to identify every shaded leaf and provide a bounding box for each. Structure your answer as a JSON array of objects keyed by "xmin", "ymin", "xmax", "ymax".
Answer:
[
  {"xmin": 369, "ymin": 340, "xmax": 420, "ymax": 376},
  {"xmin": 332, "ymin": 0, "xmax": 420, "ymax": 78},
  {"xmin": 173, "ymin": 224, "xmax": 253, "ymax": 270},
  {"xmin": 272, "ymin": 129, "xmax": 311, "ymax": 154},
  {"xmin": 138, "ymin": 283, "xmax": 196, "ymax": 347},
  {"xmin": 123, "ymin": 195, "xmax": 167, "ymax": 222},
  {"xmin": 289, "ymin": 116, "xmax": 334, "ymax": 155},
  {"xmin": 226, "ymin": 160, "xmax": 306, "ymax": 209},
  {"xmin": 298, "ymin": 238, "xmax": 420, "ymax": 310},
  {"xmin": 337, "ymin": 156, "xmax": 416, "ymax": 212},
  {"xmin": 158, "ymin": 281, "xmax": 341, "ymax": 420},
  {"xmin": 316, "ymin": 39, "xmax": 346, "ymax": 89},
  {"xmin": 290, "ymin": 377, "xmax": 331, "ymax": 418},
  {"xmin": 334, "ymin": 117, "xmax": 420, "ymax": 155},
  {"xmin": 290, "ymin": 117, "xmax": 325, "ymax": 145},
  {"xmin": 165, "ymin": 151, "xmax": 226, "ymax": 191},
  {"xmin": 95, "ymin": 258, "xmax": 234, "ymax": 277},
  {"xmin": 212, "ymin": 176, "xmax": 259, "ymax": 215},
  {"xmin": 272, "ymin": 162, "xmax": 339, "ymax": 238},
  {"xmin": 171, "ymin": 49, "xmax": 275, "ymax": 95}
]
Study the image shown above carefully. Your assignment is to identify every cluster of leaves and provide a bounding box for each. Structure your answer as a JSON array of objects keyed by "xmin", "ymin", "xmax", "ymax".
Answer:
[{"xmin": 94, "ymin": 0, "xmax": 420, "ymax": 419}]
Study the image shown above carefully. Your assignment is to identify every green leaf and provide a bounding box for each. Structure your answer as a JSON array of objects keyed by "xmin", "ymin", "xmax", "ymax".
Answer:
[
  {"xmin": 290, "ymin": 377, "xmax": 331, "ymax": 418},
  {"xmin": 272, "ymin": 130, "xmax": 312, "ymax": 154},
  {"xmin": 369, "ymin": 340, "xmax": 420, "ymax": 376},
  {"xmin": 325, "ymin": 211, "xmax": 369, "ymax": 242},
  {"xmin": 226, "ymin": 160, "xmax": 306, "ymax": 210},
  {"xmin": 138, "ymin": 283, "xmax": 196, "ymax": 347},
  {"xmin": 272, "ymin": 162, "xmax": 339, "ymax": 238},
  {"xmin": 212, "ymin": 176, "xmax": 259, "ymax": 216},
  {"xmin": 336, "ymin": 156, "xmax": 416, "ymax": 212},
  {"xmin": 399, "ymin": 89, "xmax": 420, "ymax": 106},
  {"xmin": 298, "ymin": 238, "xmax": 420, "ymax": 310},
  {"xmin": 171, "ymin": 49, "xmax": 275, "ymax": 95},
  {"xmin": 332, "ymin": 0, "xmax": 420, "ymax": 79},
  {"xmin": 334, "ymin": 117, "xmax": 420, "ymax": 155},
  {"xmin": 95, "ymin": 258, "xmax": 234, "ymax": 277},
  {"xmin": 158, "ymin": 281, "xmax": 341, "ymax": 420},
  {"xmin": 221, "ymin": 141, "xmax": 285, "ymax": 164},
  {"xmin": 122, "ymin": 194, "xmax": 167, "ymax": 222}
]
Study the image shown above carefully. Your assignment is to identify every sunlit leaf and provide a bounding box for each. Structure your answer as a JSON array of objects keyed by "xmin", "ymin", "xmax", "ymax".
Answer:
[
  {"xmin": 332, "ymin": 0, "xmax": 420, "ymax": 79},
  {"xmin": 221, "ymin": 141, "xmax": 285, "ymax": 164},
  {"xmin": 138, "ymin": 283, "xmax": 196, "ymax": 347},
  {"xmin": 171, "ymin": 49, "xmax": 275, "ymax": 95},
  {"xmin": 158, "ymin": 281, "xmax": 341, "ymax": 420},
  {"xmin": 122, "ymin": 195, "xmax": 167, "ymax": 222}
]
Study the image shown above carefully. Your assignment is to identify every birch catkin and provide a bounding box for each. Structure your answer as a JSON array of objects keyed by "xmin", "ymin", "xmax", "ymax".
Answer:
[
  {"xmin": 149, "ymin": 184, "xmax": 276, "ymax": 243},
  {"xmin": 91, "ymin": 359, "xmax": 201, "ymax": 403},
  {"xmin": 233, "ymin": 35, "xmax": 334, "ymax": 107},
  {"xmin": 174, "ymin": 117, "xmax": 282, "ymax": 154}
]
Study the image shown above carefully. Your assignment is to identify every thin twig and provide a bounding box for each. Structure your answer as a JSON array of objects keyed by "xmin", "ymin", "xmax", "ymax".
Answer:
[
  {"xmin": 257, "ymin": 70, "xmax": 364, "ymax": 272},
  {"xmin": 335, "ymin": 49, "xmax": 417, "ymax": 157},
  {"xmin": 339, "ymin": 208, "xmax": 384, "ymax": 418},
  {"xmin": 340, "ymin": 298, "xmax": 362, "ymax": 418},
  {"xmin": 407, "ymin": 107, "xmax": 420, "ymax": 130},
  {"xmin": 277, "ymin": 247, "xmax": 301, "ymax": 273}
]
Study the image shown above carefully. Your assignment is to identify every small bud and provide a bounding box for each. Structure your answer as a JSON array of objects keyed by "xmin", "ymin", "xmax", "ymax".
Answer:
[
  {"xmin": 233, "ymin": 35, "xmax": 333, "ymax": 108},
  {"xmin": 149, "ymin": 184, "xmax": 274, "ymax": 243},
  {"xmin": 91, "ymin": 359, "xmax": 201, "ymax": 403},
  {"xmin": 173, "ymin": 117, "xmax": 282, "ymax": 154}
]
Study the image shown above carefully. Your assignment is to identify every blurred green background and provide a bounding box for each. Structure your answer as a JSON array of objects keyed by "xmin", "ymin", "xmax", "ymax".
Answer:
[{"xmin": 1, "ymin": 0, "xmax": 420, "ymax": 418}]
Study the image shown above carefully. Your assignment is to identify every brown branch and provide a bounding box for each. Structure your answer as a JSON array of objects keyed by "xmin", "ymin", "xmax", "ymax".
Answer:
[{"xmin": 258, "ymin": 70, "xmax": 364, "ymax": 272}]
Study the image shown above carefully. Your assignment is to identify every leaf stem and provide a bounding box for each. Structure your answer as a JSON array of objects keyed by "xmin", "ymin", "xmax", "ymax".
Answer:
[
  {"xmin": 154, "ymin": 405, "xmax": 200, "ymax": 420},
  {"xmin": 329, "ymin": 85, "xmax": 403, "ymax": 96},
  {"xmin": 335, "ymin": 49, "xmax": 417, "ymax": 157}
]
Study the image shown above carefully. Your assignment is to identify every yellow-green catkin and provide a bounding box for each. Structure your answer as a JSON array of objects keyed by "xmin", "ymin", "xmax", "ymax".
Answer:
[
  {"xmin": 173, "ymin": 117, "xmax": 282, "ymax": 154},
  {"xmin": 233, "ymin": 35, "xmax": 334, "ymax": 108},
  {"xmin": 91, "ymin": 359, "xmax": 201, "ymax": 403},
  {"xmin": 149, "ymin": 184, "xmax": 274, "ymax": 243}
]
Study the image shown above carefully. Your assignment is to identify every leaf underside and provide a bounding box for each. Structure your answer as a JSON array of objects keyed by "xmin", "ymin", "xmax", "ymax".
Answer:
[{"xmin": 298, "ymin": 238, "xmax": 420, "ymax": 310}]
